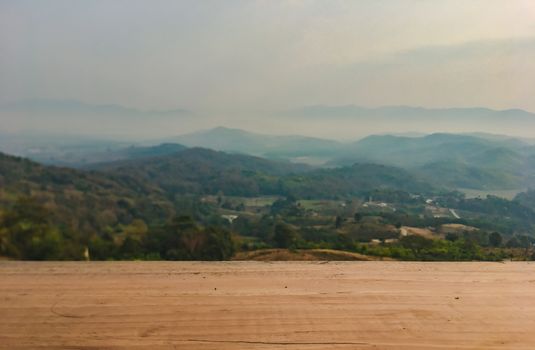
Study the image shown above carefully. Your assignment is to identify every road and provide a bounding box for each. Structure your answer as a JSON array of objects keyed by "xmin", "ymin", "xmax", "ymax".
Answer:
[{"xmin": 449, "ymin": 208, "xmax": 461, "ymax": 219}]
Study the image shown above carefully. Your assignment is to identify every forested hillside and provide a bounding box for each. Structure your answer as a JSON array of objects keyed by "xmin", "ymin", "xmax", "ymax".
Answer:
[
  {"xmin": 95, "ymin": 148, "xmax": 435, "ymax": 198},
  {"xmin": 0, "ymin": 153, "xmax": 234, "ymax": 260},
  {"xmin": 331, "ymin": 133, "xmax": 535, "ymax": 190},
  {"xmin": 2, "ymin": 147, "xmax": 535, "ymax": 262}
]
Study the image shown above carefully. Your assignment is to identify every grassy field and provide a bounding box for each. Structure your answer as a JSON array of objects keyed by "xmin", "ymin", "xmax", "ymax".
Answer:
[{"xmin": 1, "ymin": 261, "xmax": 535, "ymax": 349}]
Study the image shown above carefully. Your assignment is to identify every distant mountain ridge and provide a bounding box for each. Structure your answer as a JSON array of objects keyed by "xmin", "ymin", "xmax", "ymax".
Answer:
[
  {"xmin": 292, "ymin": 105, "xmax": 535, "ymax": 121},
  {"xmin": 4, "ymin": 121, "xmax": 535, "ymax": 191},
  {"xmin": 167, "ymin": 126, "xmax": 346, "ymax": 162},
  {"xmin": 94, "ymin": 147, "xmax": 434, "ymax": 197},
  {"xmin": 4, "ymin": 141, "xmax": 188, "ymax": 168},
  {"xmin": 288, "ymin": 105, "xmax": 535, "ymax": 138},
  {"xmin": 330, "ymin": 133, "xmax": 535, "ymax": 190},
  {"xmin": 169, "ymin": 127, "xmax": 535, "ymax": 190},
  {"xmin": 1, "ymin": 99, "xmax": 194, "ymax": 117},
  {"xmin": 0, "ymin": 99, "xmax": 195, "ymax": 138}
]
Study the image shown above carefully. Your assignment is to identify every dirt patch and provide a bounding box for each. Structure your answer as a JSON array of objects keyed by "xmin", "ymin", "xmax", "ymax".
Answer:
[
  {"xmin": 440, "ymin": 223, "xmax": 479, "ymax": 234},
  {"xmin": 400, "ymin": 226, "xmax": 436, "ymax": 239}
]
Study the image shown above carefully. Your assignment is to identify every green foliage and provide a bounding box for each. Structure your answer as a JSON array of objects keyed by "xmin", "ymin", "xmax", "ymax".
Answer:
[
  {"xmin": 335, "ymin": 133, "xmax": 531, "ymax": 190},
  {"xmin": 93, "ymin": 148, "xmax": 436, "ymax": 199},
  {"xmin": 0, "ymin": 197, "xmax": 82, "ymax": 260},
  {"xmin": 445, "ymin": 233, "xmax": 459, "ymax": 242},
  {"xmin": 459, "ymin": 196, "xmax": 535, "ymax": 223},
  {"xmin": 335, "ymin": 215, "xmax": 343, "ymax": 229},
  {"xmin": 488, "ymin": 232, "xmax": 503, "ymax": 247},
  {"xmin": 270, "ymin": 196, "xmax": 303, "ymax": 216},
  {"xmin": 418, "ymin": 160, "xmax": 521, "ymax": 190},
  {"xmin": 505, "ymin": 236, "xmax": 521, "ymax": 248},
  {"xmin": 0, "ymin": 152, "xmax": 177, "ymax": 245},
  {"xmin": 514, "ymin": 189, "xmax": 535, "ymax": 210},
  {"xmin": 273, "ymin": 223, "xmax": 300, "ymax": 249},
  {"xmin": 1, "ymin": 150, "xmax": 534, "ymax": 262},
  {"xmin": 399, "ymin": 235, "xmax": 434, "ymax": 258},
  {"xmin": 145, "ymin": 216, "xmax": 234, "ymax": 260}
]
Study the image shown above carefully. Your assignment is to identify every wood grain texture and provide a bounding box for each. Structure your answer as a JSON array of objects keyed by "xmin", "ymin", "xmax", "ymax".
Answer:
[{"xmin": 1, "ymin": 261, "xmax": 534, "ymax": 349}]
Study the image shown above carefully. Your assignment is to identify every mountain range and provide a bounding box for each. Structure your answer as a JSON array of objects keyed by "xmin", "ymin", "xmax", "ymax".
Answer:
[
  {"xmin": 165, "ymin": 126, "xmax": 345, "ymax": 163},
  {"xmin": 285, "ymin": 105, "xmax": 535, "ymax": 138},
  {"xmin": 3, "ymin": 121, "xmax": 535, "ymax": 191},
  {"xmin": 292, "ymin": 105, "xmax": 535, "ymax": 121},
  {"xmin": 1, "ymin": 99, "xmax": 193, "ymax": 118},
  {"xmin": 0, "ymin": 99, "xmax": 194, "ymax": 138},
  {"xmin": 160, "ymin": 127, "xmax": 535, "ymax": 190},
  {"xmin": 0, "ymin": 147, "xmax": 435, "ymax": 244}
]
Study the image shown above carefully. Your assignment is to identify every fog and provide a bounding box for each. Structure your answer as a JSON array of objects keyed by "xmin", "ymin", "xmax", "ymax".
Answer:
[{"xmin": 1, "ymin": 1, "xmax": 535, "ymax": 140}]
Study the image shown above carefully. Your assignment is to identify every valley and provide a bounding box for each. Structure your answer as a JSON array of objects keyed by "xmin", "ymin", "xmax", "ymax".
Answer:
[
  {"xmin": 2, "ymin": 134, "xmax": 535, "ymax": 262},
  {"xmin": 3, "ymin": 3, "xmax": 535, "ymax": 348}
]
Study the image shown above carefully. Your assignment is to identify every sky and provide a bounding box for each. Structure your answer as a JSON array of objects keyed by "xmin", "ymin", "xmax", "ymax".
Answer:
[{"xmin": 1, "ymin": 0, "xmax": 535, "ymax": 138}]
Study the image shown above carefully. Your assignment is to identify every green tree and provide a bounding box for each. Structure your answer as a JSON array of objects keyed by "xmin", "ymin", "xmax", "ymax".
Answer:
[
  {"xmin": 399, "ymin": 235, "xmax": 433, "ymax": 258},
  {"xmin": 0, "ymin": 197, "xmax": 78, "ymax": 260},
  {"xmin": 517, "ymin": 235, "xmax": 532, "ymax": 258},
  {"xmin": 335, "ymin": 215, "xmax": 343, "ymax": 229},
  {"xmin": 488, "ymin": 232, "xmax": 503, "ymax": 247},
  {"xmin": 505, "ymin": 236, "xmax": 521, "ymax": 248},
  {"xmin": 273, "ymin": 223, "xmax": 299, "ymax": 249},
  {"xmin": 146, "ymin": 216, "xmax": 234, "ymax": 260},
  {"xmin": 445, "ymin": 233, "xmax": 459, "ymax": 242}
]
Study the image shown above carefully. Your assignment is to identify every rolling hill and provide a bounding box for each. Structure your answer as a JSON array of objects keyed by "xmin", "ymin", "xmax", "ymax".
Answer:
[
  {"xmin": 293, "ymin": 105, "xmax": 535, "ymax": 122},
  {"xmin": 166, "ymin": 127, "xmax": 346, "ymax": 163},
  {"xmin": 95, "ymin": 148, "xmax": 435, "ymax": 198},
  {"xmin": 331, "ymin": 133, "xmax": 525, "ymax": 167},
  {"xmin": 329, "ymin": 133, "xmax": 535, "ymax": 190},
  {"xmin": 0, "ymin": 148, "xmax": 437, "ymax": 257},
  {"xmin": 0, "ymin": 152, "xmax": 176, "ymax": 240},
  {"xmin": 1, "ymin": 139, "xmax": 188, "ymax": 168},
  {"xmin": 166, "ymin": 127, "xmax": 535, "ymax": 190}
]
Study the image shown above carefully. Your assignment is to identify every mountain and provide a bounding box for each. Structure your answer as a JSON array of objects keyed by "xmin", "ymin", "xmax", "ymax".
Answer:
[
  {"xmin": 293, "ymin": 105, "xmax": 535, "ymax": 122},
  {"xmin": 329, "ymin": 133, "xmax": 534, "ymax": 190},
  {"xmin": 94, "ymin": 129, "xmax": 535, "ymax": 192},
  {"xmin": 0, "ymin": 99, "xmax": 195, "ymax": 138},
  {"xmin": 289, "ymin": 105, "xmax": 535, "ymax": 138},
  {"xmin": 93, "ymin": 147, "xmax": 313, "ymax": 196},
  {"xmin": 95, "ymin": 147, "xmax": 435, "ymax": 198},
  {"xmin": 279, "ymin": 163, "xmax": 434, "ymax": 198},
  {"xmin": 0, "ymin": 152, "xmax": 175, "ymax": 238},
  {"xmin": 170, "ymin": 127, "xmax": 534, "ymax": 179},
  {"xmin": 2, "ymin": 145, "xmax": 434, "ymax": 206},
  {"xmin": 166, "ymin": 127, "xmax": 346, "ymax": 164},
  {"xmin": 66, "ymin": 143, "xmax": 188, "ymax": 167},
  {"xmin": 514, "ymin": 189, "xmax": 535, "ymax": 211},
  {"xmin": 332, "ymin": 133, "xmax": 525, "ymax": 167},
  {"xmin": 111, "ymin": 143, "xmax": 187, "ymax": 160},
  {"xmin": 416, "ymin": 160, "xmax": 522, "ymax": 190},
  {"xmin": 0, "ymin": 130, "xmax": 187, "ymax": 167},
  {"xmin": 1, "ymin": 99, "xmax": 193, "ymax": 118}
]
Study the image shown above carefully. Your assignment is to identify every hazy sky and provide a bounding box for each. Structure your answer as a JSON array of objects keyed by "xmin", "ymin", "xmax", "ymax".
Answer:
[{"xmin": 1, "ymin": 1, "xmax": 535, "ymax": 137}]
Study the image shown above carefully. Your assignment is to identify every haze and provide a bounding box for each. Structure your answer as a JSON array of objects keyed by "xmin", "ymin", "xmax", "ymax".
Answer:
[{"xmin": 1, "ymin": 0, "xmax": 535, "ymax": 139}]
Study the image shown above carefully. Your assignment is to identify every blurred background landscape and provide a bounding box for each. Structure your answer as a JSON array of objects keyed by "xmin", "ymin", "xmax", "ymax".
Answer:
[{"xmin": 2, "ymin": 1, "xmax": 535, "ymax": 261}]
